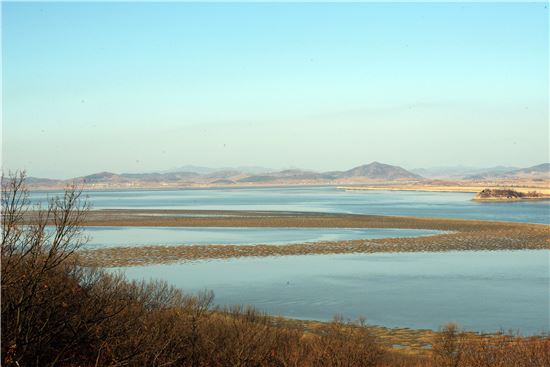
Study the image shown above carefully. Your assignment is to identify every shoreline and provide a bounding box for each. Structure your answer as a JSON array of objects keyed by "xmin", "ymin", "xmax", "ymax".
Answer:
[
  {"xmin": 26, "ymin": 181, "xmax": 550, "ymax": 196},
  {"xmin": 338, "ymin": 185, "xmax": 550, "ymax": 196},
  {"xmin": 472, "ymin": 197, "xmax": 550, "ymax": 202},
  {"xmin": 24, "ymin": 209, "xmax": 549, "ymax": 353},
  {"xmin": 269, "ymin": 315, "xmax": 548, "ymax": 354}
]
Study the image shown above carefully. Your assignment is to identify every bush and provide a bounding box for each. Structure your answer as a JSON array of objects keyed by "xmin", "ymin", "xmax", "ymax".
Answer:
[
  {"xmin": 2, "ymin": 172, "xmax": 548, "ymax": 366},
  {"xmin": 0, "ymin": 172, "xmax": 384, "ymax": 366}
]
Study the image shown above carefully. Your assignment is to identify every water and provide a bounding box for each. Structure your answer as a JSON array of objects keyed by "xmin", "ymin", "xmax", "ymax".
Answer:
[
  {"xmin": 83, "ymin": 227, "xmax": 444, "ymax": 249},
  {"xmin": 30, "ymin": 187, "xmax": 548, "ymax": 333},
  {"xmin": 121, "ymin": 250, "xmax": 550, "ymax": 335},
  {"xmin": 30, "ymin": 186, "xmax": 550, "ymax": 224}
]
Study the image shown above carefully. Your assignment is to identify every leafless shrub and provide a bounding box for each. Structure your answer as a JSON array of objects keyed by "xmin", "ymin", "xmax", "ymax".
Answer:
[
  {"xmin": 2, "ymin": 172, "xmax": 549, "ymax": 366},
  {"xmin": 1, "ymin": 171, "xmax": 93, "ymax": 366},
  {"xmin": 432, "ymin": 322, "xmax": 464, "ymax": 367}
]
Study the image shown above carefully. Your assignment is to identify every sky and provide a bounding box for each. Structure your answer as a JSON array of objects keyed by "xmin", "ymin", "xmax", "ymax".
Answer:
[{"xmin": 2, "ymin": 2, "xmax": 549, "ymax": 178}]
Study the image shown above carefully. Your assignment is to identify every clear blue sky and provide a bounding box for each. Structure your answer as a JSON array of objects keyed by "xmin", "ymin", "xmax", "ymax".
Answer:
[{"xmin": 2, "ymin": 2, "xmax": 548, "ymax": 178}]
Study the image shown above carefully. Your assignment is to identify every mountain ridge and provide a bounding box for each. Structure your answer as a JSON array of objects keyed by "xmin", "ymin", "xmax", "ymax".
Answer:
[
  {"xmin": 25, "ymin": 162, "xmax": 550, "ymax": 190},
  {"xmin": 26, "ymin": 162, "xmax": 422, "ymax": 188},
  {"xmin": 466, "ymin": 163, "xmax": 550, "ymax": 180}
]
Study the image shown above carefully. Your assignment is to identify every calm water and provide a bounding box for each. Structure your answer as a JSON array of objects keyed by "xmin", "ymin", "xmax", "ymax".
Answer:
[
  {"xmin": 122, "ymin": 250, "xmax": 550, "ymax": 335},
  {"xmin": 30, "ymin": 186, "xmax": 550, "ymax": 224},
  {"xmin": 32, "ymin": 187, "xmax": 549, "ymax": 333},
  {"xmin": 83, "ymin": 227, "xmax": 444, "ymax": 249}
]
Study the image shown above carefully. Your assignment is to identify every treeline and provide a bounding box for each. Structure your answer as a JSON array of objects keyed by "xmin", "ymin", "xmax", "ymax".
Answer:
[{"xmin": 2, "ymin": 172, "xmax": 549, "ymax": 366}]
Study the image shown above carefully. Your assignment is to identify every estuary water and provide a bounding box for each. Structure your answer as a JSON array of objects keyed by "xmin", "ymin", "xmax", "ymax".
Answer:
[
  {"xmin": 122, "ymin": 250, "xmax": 550, "ymax": 335},
  {"xmin": 31, "ymin": 187, "xmax": 549, "ymax": 333},
  {"xmin": 30, "ymin": 186, "xmax": 550, "ymax": 224},
  {"xmin": 83, "ymin": 227, "xmax": 443, "ymax": 249}
]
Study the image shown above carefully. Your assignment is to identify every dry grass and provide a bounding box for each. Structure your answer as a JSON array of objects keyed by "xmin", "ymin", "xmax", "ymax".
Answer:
[
  {"xmin": 5, "ymin": 173, "xmax": 550, "ymax": 366},
  {"xmin": 337, "ymin": 176, "xmax": 550, "ymax": 195}
]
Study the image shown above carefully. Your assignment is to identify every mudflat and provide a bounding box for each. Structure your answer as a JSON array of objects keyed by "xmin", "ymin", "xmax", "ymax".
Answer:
[{"xmin": 25, "ymin": 209, "xmax": 548, "ymax": 267}]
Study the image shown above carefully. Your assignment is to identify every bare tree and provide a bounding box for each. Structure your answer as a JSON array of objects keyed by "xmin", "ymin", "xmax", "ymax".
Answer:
[
  {"xmin": 432, "ymin": 322, "xmax": 464, "ymax": 367},
  {"xmin": 3, "ymin": 172, "xmax": 547, "ymax": 367},
  {"xmin": 1, "ymin": 171, "xmax": 91, "ymax": 366}
]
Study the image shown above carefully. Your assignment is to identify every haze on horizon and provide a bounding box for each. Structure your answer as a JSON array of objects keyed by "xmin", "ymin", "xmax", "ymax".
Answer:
[{"xmin": 2, "ymin": 2, "xmax": 548, "ymax": 179}]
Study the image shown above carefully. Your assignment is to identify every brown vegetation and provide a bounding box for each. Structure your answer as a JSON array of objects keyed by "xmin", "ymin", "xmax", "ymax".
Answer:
[
  {"xmin": 339, "ymin": 181, "xmax": 550, "ymax": 196},
  {"xmin": 430, "ymin": 323, "xmax": 550, "ymax": 367},
  {"xmin": 2, "ymin": 173, "xmax": 549, "ymax": 366},
  {"xmin": 474, "ymin": 188, "xmax": 546, "ymax": 201}
]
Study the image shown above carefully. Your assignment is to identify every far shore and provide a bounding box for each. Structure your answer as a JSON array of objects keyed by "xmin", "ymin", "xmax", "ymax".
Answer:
[
  {"xmin": 472, "ymin": 196, "xmax": 550, "ymax": 202},
  {"xmin": 27, "ymin": 180, "xmax": 550, "ymax": 197},
  {"xmin": 338, "ymin": 185, "xmax": 550, "ymax": 196}
]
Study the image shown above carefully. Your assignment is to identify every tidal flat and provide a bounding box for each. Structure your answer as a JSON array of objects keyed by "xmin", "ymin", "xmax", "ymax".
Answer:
[
  {"xmin": 26, "ymin": 209, "xmax": 547, "ymax": 266},
  {"xmin": 21, "ymin": 196, "xmax": 550, "ymax": 348}
]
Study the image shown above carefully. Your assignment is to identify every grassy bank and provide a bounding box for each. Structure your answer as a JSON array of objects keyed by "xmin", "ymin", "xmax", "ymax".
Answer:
[{"xmin": 3, "ymin": 251, "xmax": 549, "ymax": 367}]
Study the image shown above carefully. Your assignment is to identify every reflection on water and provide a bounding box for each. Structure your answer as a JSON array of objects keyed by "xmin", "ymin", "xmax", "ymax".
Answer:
[
  {"xmin": 121, "ymin": 250, "xmax": 550, "ymax": 335},
  {"xmin": 30, "ymin": 186, "xmax": 550, "ymax": 224},
  {"xmin": 83, "ymin": 227, "xmax": 444, "ymax": 249}
]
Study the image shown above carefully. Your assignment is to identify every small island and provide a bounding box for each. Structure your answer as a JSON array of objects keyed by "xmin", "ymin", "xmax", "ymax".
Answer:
[{"xmin": 474, "ymin": 189, "xmax": 548, "ymax": 201}]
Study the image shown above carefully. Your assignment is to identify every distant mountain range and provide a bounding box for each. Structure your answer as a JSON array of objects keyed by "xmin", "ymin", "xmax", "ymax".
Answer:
[
  {"xmin": 26, "ymin": 162, "xmax": 549, "ymax": 189},
  {"xmin": 410, "ymin": 166, "xmax": 519, "ymax": 179},
  {"xmin": 465, "ymin": 163, "xmax": 550, "ymax": 180},
  {"xmin": 27, "ymin": 162, "xmax": 422, "ymax": 189},
  {"xmin": 160, "ymin": 165, "xmax": 273, "ymax": 175},
  {"xmin": 411, "ymin": 164, "xmax": 550, "ymax": 180}
]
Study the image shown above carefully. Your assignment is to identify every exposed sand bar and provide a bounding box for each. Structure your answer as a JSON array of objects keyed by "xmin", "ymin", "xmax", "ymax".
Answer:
[
  {"xmin": 24, "ymin": 208, "xmax": 550, "ymax": 230},
  {"xmin": 21, "ymin": 210, "xmax": 549, "ymax": 350},
  {"xmin": 23, "ymin": 209, "xmax": 547, "ymax": 267}
]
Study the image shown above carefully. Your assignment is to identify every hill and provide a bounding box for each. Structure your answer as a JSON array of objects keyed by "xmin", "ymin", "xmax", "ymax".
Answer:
[
  {"xmin": 504, "ymin": 163, "xmax": 550, "ymax": 178},
  {"xmin": 467, "ymin": 163, "xmax": 550, "ymax": 180},
  {"xmin": 237, "ymin": 169, "xmax": 333, "ymax": 183},
  {"xmin": 338, "ymin": 162, "xmax": 422, "ymax": 180},
  {"xmin": 26, "ymin": 162, "xmax": 423, "ymax": 189},
  {"xmin": 161, "ymin": 165, "xmax": 272, "ymax": 174},
  {"xmin": 412, "ymin": 166, "xmax": 519, "ymax": 179}
]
